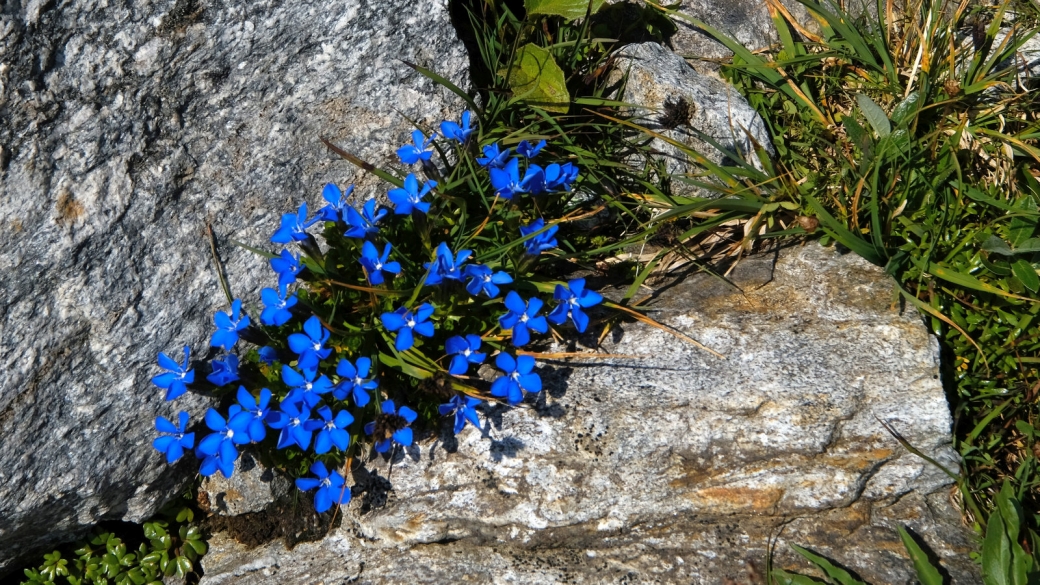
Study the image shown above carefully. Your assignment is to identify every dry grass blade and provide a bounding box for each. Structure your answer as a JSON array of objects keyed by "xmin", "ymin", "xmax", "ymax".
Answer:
[{"xmin": 604, "ymin": 300, "xmax": 724, "ymax": 358}]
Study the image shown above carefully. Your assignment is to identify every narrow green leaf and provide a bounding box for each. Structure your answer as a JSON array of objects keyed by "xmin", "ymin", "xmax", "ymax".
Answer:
[
  {"xmin": 897, "ymin": 527, "xmax": 944, "ymax": 585},
  {"xmin": 804, "ymin": 194, "xmax": 885, "ymax": 265},
  {"xmin": 922, "ymin": 260, "xmax": 1038, "ymax": 302},
  {"xmin": 982, "ymin": 512, "xmax": 1011, "ymax": 585},
  {"xmin": 855, "ymin": 94, "xmax": 891, "ymax": 137},
  {"xmin": 1011, "ymin": 259, "xmax": 1039, "ymax": 293},
  {"xmin": 525, "ymin": 0, "xmax": 604, "ymax": 21},
  {"xmin": 770, "ymin": 568, "xmax": 826, "ymax": 585},
  {"xmin": 789, "ymin": 544, "xmax": 867, "ymax": 585},
  {"xmin": 400, "ymin": 60, "xmax": 478, "ymax": 113}
]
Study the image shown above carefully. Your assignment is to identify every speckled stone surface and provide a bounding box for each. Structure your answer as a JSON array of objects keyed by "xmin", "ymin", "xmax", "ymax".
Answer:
[
  {"xmin": 200, "ymin": 243, "xmax": 980, "ymax": 584},
  {"xmin": 0, "ymin": 0, "xmax": 467, "ymax": 571}
]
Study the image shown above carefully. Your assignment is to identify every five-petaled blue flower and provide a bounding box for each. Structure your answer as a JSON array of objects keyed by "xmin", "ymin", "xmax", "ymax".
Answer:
[
  {"xmin": 282, "ymin": 364, "xmax": 334, "ymax": 408},
  {"xmin": 381, "ymin": 303, "xmax": 436, "ymax": 352},
  {"xmin": 260, "ymin": 284, "xmax": 297, "ymax": 327},
  {"xmin": 445, "ymin": 334, "xmax": 486, "ymax": 375},
  {"xmin": 152, "ymin": 346, "xmax": 194, "ymax": 401},
  {"xmin": 334, "ymin": 357, "xmax": 377, "ymax": 407},
  {"xmin": 489, "ymin": 158, "xmax": 531, "ymax": 200},
  {"xmin": 360, "ymin": 241, "xmax": 401, "ymax": 286},
  {"xmin": 424, "ymin": 242, "xmax": 471, "ymax": 285},
  {"xmin": 389, "ymin": 173, "xmax": 437, "ymax": 215},
  {"xmin": 206, "ymin": 354, "xmax": 240, "ymax": 387},
  {"xmin": 548, "ymin": 278, "xmax": 604, "ymax": 333},
  {"xmin": 235, "ymin": 386, "xmax": 272, "ymax": 443},
  {"xmin": 288, "ymin": 315, "xmax": 332, "ymax": 370},
  {"xmin": 271, "ymin": 202, "xmax": 320, "ymax": 244},
  {"xmin": 314, "ymin": 406, "xmax": 354, "ymax": 454},
  {"xmin": 440, "ymin": 111, "xmax": 474, "ymax": 143},
  {"xmin": 318, "ymin": 183, "xmax": 354, "ymax": 222},
  {"xmin": 270, "ymin": 249, "xmax": 304, "ymax": 286},
  {"xmin": 499, "ymin": 291, "xmax": 548, "ymax": 347},
  {"xmin": 364, "ymin": 400, "xmax": 418, "ymax": 453},
  {"xmin": 476, "ymin": 143, "xmax": 510, "ymax": 168},
  {"xmin": 295, "ymin": 461, "xmax": 350, "ymax": 513},
  {"xmin": 517, "ymin": 139, "xmax": 546, "ymax": 159},
  {"xmin": 490, "ymin": 353, "xmax": 542, "ymax": 405},
  {"xmin": 211, "ymin": 299, "xmax": 250, "ymax": 350},
  {"xmin": 344, "ymin": 199, "xmax": 388, "ymax": 239},
  {"xmin": 397, "ymin": 130, "xmax": 434, "ymax": 165},
  {"xmin": 257, "ymin": 346, "xmax": 278, "ymax": 365},
  {"xmin": 439, "ymin": 394, "xmax": 483, "ymax": 434},
  {"xmin": 267, "ymin": 400, "xmax": 322, "ymax": 451},
  {"xmin": 545, "ymin": 162, "xmax": 579, "ymax": 191},
  {"xmin": 520, "ymin": 218, "xmax": 559, "ymax": 255},
  {"xmin": 197, "ymin": 407, "xmax": 251, "ymax": 478},
  {"xmin": 153, "ymin": 412, "xmax": 195, "ymax": 464},
  {"xmin": 521, "ymin": 164, "xmax": 547, "ymax": 195},
  {"xmin": 463, "ymin": 264, "xmax": 513, "ymax": 298}
]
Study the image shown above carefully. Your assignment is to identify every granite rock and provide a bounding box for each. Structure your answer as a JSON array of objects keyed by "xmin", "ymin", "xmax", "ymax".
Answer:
[
  {"xmin": 198, "ymin": 453, "xmax": 292, "ymax": 516},
  {"xmin": 0, "ymin": 0, "xmax": 467, "ymax": 571},
  {"xmin": 200, "ymin": 243, "xmax": 980, "ymax": 584}
]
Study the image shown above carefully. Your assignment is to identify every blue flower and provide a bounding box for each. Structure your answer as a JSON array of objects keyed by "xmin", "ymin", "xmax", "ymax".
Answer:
[
  {"xmin": 318, "ymin": 183, "xmax": 354, "ymax": 222},
  {"xmin": 334, "ymin": 357, "xmax": 377, "ymax": 407},
  {"xmin": 380, "ymin": 303, "xmax": 436, "ymax": 352},
  {"xmin": 521, "ymin": 164, "xmax": 547, "ymax": 195},
  {"xmin": 476, "ymin": 143, "xmax": 510, "ymax": 168},
  {"xmin": 344, "ymin": 199, "xmax": 388, "ymax": 238},
  {"xmin": 397, "ymin": 129, "xmax": 434, "ymax": 165},
  {"xmin": 314, "ymin": 406, "xmax": 354, "ymax": 454},
  {"xmin": 270, "ymin": 249, "xmax": 304, "ymax": 286},
  {"xmin": 548, "ymin": 278, "xmax": 604, "ymax": 333},
  {"xmin": 445, "ymin": 334, "xmax": 486, "ymax": 376},
  {"xmin": 439, "ymin": 394, "xmax": 483, "ymax": 434},
  {"xmin": 517, "ymin": 139, "xmax": 546, "ymax": 159},
  {"xmin": 235, "ymin": 386, "xmax": 271, "ymax": 443},
  {"xmin": 545, "ymin": 162, "xmax": 579, "ymax": 191},
  {"xmin": 282, "ymin": 364, "xmax": 334, "ymax": 408},
  {"xmin": 440, "ymin": 110, "xmax": 474, "ymax": 143},
  {"xmin": 288, "ymin": 315, "xmax": 332, "ymax": 369},
  {"xmin": 197, "ymin": 408, "xmax": 252, "ymax": 478},
  {"xmin": 260, "ymin": 284, "xmax": 297, "ymax": 327},
  {"xmin": 152, "ymin": 346, "xmax": 194, "ymax": 401},
  {"xmin": 424, "ymin": 242, "xmax": 471, "ymax": 285},
  {"xmin": 490, "ymin": 353, "xmax": 541, "ymax": 405},
  {"xmin": 463, "ymin": 264, "xmax": 513, "ymax": 298},
  {"xmin": 267, "ymin": 400, "xmax": 322, "ymax": 450},
  {"xmin": 360, "ymin": 241, "xmax": 401, "ymax": 286},
  {"xmin": 211, "ymin": 299, "xmax": 249, "ymax": 350},
  {"xmin": 498, "ymin": 291, "xmax": 548, "ymax": 347},
  {"xmin": 257, "ymin": 346, "xmax": 278, "ymax": 365},
  {"xmin": 364, "ymin": 400, "xmax": 418, "ymax": 453},
  {"xmin": 489, "ymin": 158, "xmax": 526, "ymax": 200},
  {"xmin": 388, "ymin": 173, "xmax": 436, "ymax": 215},
  {"xmin": 271, "ymin": 202, "xmax": 319, "ymax": 244},
  {"xmin": 519, "ymin": 219, "xmax": 559, "ymax": 255},
  {"xmin": 295, "ymin": 461, "xmax": 350, "ymax": 513},
  {"xmin": 153, "ymin": 412, "xmax": 195, "ymax": 464},
  {"xmin": 206, "ymin": 354, "xmax": 240, "ymax": 387}
]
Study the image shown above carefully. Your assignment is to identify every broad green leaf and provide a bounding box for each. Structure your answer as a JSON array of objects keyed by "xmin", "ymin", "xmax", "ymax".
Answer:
[
  {"xmin": 1011, "ymin": 259, "xmax": 1039, "ymax": 293},
  {"xmin": 897, "ymin": 527, "xmax": 944, "ymax": 585},
  {"xmin": 890, "ymin": 91, "xmax": 920, "ymax": 125},
  {"xmin": 1013, "ymin": 238, "xmax": 1040, "ymax": 254},
  {"xmin": 500, "ymin": 44, "xmax": 570, "ymax": 114},
  {"xmin": 983, "ymin": 236, "xmax": 1015, "ymax": 256},
  {"xmin": 982, "ymin": 511, "xmax": 1011, "ymax": 585},
  {"xmin": 789, "ymin": 544, "xmax": 867, "ymax": 585},
  {"xmin": 855, "ymin": 94, "xmax": 891, "ymax": 137},
  {"xmin": 525, "ymin": 0, "xmax": 605, "ymax": 21}
]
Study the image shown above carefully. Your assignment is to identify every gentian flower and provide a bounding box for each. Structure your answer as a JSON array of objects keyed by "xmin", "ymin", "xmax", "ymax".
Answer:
[
  {"xmin": 445, "ymin": 334, "xmax": 486, "ymax": 375},
  {"xmin": 318, "ymin": 183, "xmax": 354, "ymax": 222},
  {"xmin": 364, "ymin": 400, "xmax": 418, "ymax": 453},
  {"xmin": 270, "ymin": 249, "xmax": 304, "ymax": 286},
  {"xmin": 520, "ymin": 219, "xmax": 559, "ymax": 255},
  {"xmin": 498, "ymin": 291, "xmax": 548, "ymax": 347},
  {"xmin": 344, "ymin": 199, "xmax": 388, "ymax": 238},
  {"xmin": 388, "ymin": 173, "xmax": 436, "ymax": 215},
  {"xmin": 197, "ymin": 407, "xmax": 251, "ymax": 478},
  {"xmin": 234, "ymin": 386, "xmax": 271, "ymax": 443},
  {"xmin": 153, "ymin": 412, "xmax": 195, "ymax": 464},
  {"xmin": 517, "ymin": 139, "xmax": 546, "ymax": 159},
  {"xmin": 257, "ymin": 346, "xmax": 278, "ymax": 365},
  {"xmin": 295, "ymin": 462, "xmax": 350, "ymax": 513},
  {"xmin": 266, "ymin": 400, "xmax": 322, "ymax": 450},
  {"xmin": 440, "ymin": 110, "xmax": 473, "ymax": 143},
  {"xmin": 152, "ymin": 346, "xmax": 194, "ymax": 401},
  {"xmin": 260, "ymin": 284, "xmax": 297, "ymax": 327},
  {"xmin": 288, "ymin": 315, "xmax": 332, "ymax": 369},
  {"xmin": 397, "ymin": 129, "xmax": 434, "ymax": 165},
  {"xmin": 334, "ymin": 357, "xmax": 377, "ymax": 406},
  {"xmin": 463, "ymin": 264, "xmax": 513, "ymax": 298},
  {"xmin": 490, "ymin": 353, "xmax": 541, "ymax": 405},
  {"xmin": 271, "ymin": 202, "xmax": 319, "ymax": 244},
  {"xmin": 210, "ymin": 299, "xmax": 249, "ymax": 350},
  {"xmin": 282, "ymin": 364, "xmax": 334, "ymax": 408},
  {"xmin": 206, "ymin": 354, "xmax": 240, "ymax": 387},
  {"xmin": 424, "ymin": 242, "xmax": 471, "ymax": 285},
  {"xmin": 359, "ymin": 241, "xmax": 401, "ymax": 285},
  {"xmin": 489, "ymin": 158, "xmax": 525, "ymax": 200},
  {"xmin": 439, "ymin": 395, "xmax": 483, "ymax": 434},
  {"xmin": 521, "ymin": 164, "xmax": 546, "ymax": 195},
  {"xmin": 476, "ymin": 143, "xmax": 510, "ymax": 168},
  {"xmin": 314, "ymin": 406, "xmax": 354, "ymax": 454},
  {"xmin": 545, "ymin": 162, "xmax": 579, "ymax": 191},
  {"xmin": 380, "ymin": 303, "xmax": 435, "ymax": 352},
  {"xmin": 548, "ymin": 278, "xmax": 604, "ymax": 333}
]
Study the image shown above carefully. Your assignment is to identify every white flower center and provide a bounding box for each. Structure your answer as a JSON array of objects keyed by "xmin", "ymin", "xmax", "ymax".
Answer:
[
  {"xmin": 374, "ymin": 261, "xmax": 383, "ymax": 270},
  {"xmin": 483, "ymin": 274, "xmax": 491, "ymax": 282},
  {"xmin": 321, "ymin": 477, "xmax": 332, "ymax": 488},
  {"xmin": 569, "ymin": 298, "xmax": 579, "ymax": 306},
  {"xmin": 463, "ymin": 349, "xmax": 472, "ymax": 357},
  {"xmin": 291, "ymin": 417, "xmax": 300, "ymax": 426},
  {"xmin": 520, "ymin": 314, "xmax": 528, "ymax": 323},
  {"xmin": 305, "ymin": 382, "xmax": 312, "ymax": 391},
  {"xmin": 407, "ymin": 319, "xmax": 416, "ymax": 328},
  {"xmin": 312, "ymin": 341, "xmax": 321, "ymax": 350},
  {"xmin": 225, "ymin": 430, "xmax": 234, "ymax": 439},
  {"xmin": 325, "ymin": 421, "xmax": 335, "ymax": 430},
  {"xmin": 354, "ymin": 376, "xmax": 363, "ymax": 385},
  {"xmin": 511, "ymin": 372, "xmax": 521, "ymax": 381}
]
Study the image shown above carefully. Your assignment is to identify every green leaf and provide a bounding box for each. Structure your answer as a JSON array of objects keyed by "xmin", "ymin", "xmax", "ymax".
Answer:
[
  {"xmin": 500, "ymin": 44, "xmax": 570, "ymax": 114},
  {"xmin": 1011, "ymin": 259, "xmax": 1039, "ymax": 293},
  {"xmin": 983, "ymin": 236, "xmax": 1015, "ymax": 256},
  {"xmin": 890, "ymin": 91, "xmax": 920, "ymax": 126},
  {"xmin": 855, "ymin": 94, "xmax": 891, "ymax": 137},
  {"xmin": 897, "ymin": 527, "xmax": 944, "ymax": 585},
  {"xmin": 789, "ymin": 544, "xmax": 866, "ymax": 585},
  {"xmin": 1013, "ymin": 238, "xmax": 1040, "ymax": 254},
  {"xmin": 525, "ymin": 0, "xmax": 604, "ymax": 21},
  {"xmin": 982, "ymin": 511, "xmax": 1011, "ymax": 585},
  {"xmin": 770, "ymin": 568, "xmax": 826, "ymax": 584}
]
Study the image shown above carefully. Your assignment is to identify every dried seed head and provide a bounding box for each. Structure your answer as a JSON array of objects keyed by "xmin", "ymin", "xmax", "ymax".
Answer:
[{"xmin": 659, "ymin": 96, "xmax": 694, "ymax": 130}]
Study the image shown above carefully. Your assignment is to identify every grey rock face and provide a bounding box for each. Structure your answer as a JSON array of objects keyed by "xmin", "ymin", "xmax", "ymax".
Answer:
[
  {"xmin": 0, "ymin": 0, "xmax": 467, "ymax": 571},
  {"xmin": 198, "ymin": 453, "xmax": 291, "ymax": 516},
  {"xmin": 200, "ymin": 243, "xmax": 979, "ymax": 584}
]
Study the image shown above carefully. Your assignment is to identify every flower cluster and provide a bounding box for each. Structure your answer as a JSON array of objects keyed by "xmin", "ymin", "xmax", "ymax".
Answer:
[{"xmin": 149, "ymin": 110, "xmax": 601, "ymax": 514}]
